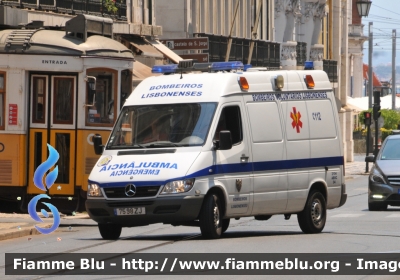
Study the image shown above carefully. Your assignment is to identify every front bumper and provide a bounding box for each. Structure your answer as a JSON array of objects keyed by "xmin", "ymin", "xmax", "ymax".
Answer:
[
  {"xmin": 368, "ymin": 181, "xmax": 400, "ymax": 206},
  {"xmin": 85, "ymin": 195, "xmax": 204, "ymax": 227},
  {"xmin": 339, "ymin": 183, "xmax": 347, "ymax": 207}
]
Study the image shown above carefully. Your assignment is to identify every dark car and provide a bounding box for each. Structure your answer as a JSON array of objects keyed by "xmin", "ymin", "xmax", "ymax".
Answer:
[{"xmin": 366, "ymin": 134, "xmax": 400, "ymax": 211}]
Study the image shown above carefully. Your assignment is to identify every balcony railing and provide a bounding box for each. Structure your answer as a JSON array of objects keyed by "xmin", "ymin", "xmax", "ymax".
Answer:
[
  {"xmin": 0, "ymin": 0, "xmax": 127, "ymax": 21},
  {"xmin": 194, "ymin": 33, "xmax": 280, "ymax": 69}
]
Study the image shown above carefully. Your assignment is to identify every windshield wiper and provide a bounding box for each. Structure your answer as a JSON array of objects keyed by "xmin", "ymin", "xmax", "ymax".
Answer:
[
  {"xmin": 146, "ymin": 142, "xmax": 184, "ymax": 148},
  {"xmin": 107, "ymin": 144, "xmax": 146, "ymax": 149}
]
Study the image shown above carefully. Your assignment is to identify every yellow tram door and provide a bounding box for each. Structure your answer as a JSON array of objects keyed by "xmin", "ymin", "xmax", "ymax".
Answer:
[{"xmin": 28, "ymin": 75, "xmax": 76, "ymax": 200}]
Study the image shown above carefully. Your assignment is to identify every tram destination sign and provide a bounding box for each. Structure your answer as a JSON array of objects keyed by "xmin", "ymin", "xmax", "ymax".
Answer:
[{"xmin": 160, "ymin": 38, "xmax": 209, "ymax": 50}]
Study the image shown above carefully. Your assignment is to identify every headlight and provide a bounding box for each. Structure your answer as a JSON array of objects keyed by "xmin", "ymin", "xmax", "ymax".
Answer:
[
  {"xmin": 88, "ymin": 184, "xmax": 103, "ymax": 197},
  {"xmin": 370, "ymin": 167, "xmax": 386, "ymax": 184},
  {"xmin": 160, "ymin": 179, "xmax": 195, "ymax": 194}
]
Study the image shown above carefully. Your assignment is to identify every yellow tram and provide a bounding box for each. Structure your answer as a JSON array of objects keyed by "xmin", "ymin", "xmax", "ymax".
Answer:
[{"xmin": 0, "ymin": 15, "xmax": 134, "ymax": 212}]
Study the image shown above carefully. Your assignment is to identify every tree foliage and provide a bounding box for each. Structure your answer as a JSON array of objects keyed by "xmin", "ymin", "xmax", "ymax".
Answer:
[
  {"xmin": 358, "ymin": 109, "xmax": 400, "ymax": 130},
  {"xmin": 104, "ymin": 0, "xmax": 118, "ymax": 14}
]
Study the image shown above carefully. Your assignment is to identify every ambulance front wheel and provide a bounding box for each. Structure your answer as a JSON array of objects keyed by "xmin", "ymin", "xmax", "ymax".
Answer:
[
  {"xmin": 221, "ymin": 218, "xmax": 230, "ymax": 233},
  {"xmin": 98, "ymin": 224, "xmax": 122, "ymax": 240},
  {"xmin": 297, "ymin": 191, "xmax": 326, "ymax": 234},
  {"xmin": 199, "ymin": 194, "xmax": 223, "ymax": 239}
]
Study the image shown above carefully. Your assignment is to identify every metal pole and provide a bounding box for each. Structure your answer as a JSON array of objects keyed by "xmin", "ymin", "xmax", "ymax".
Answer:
[
  {"xmin": 392, "ymin": 29, "xmax": 396, "ymax": 110},
  {"xmin": 368, "ymin": 22, "xmax": 373, "ymax": 109},
  {"xmin": 365, "ymin": 124, "xmax": 370, "ymax": 173},
  {"xmin": 375, "ymin": 113, "xmax": 379, "ymax": 156},
  {"xmin": 225, "ymin": 0, "xmax": 240, "ymax": 62},
  {"xmin": 247, "ymin": 0, "xmax": 263, "ymax": 64}
]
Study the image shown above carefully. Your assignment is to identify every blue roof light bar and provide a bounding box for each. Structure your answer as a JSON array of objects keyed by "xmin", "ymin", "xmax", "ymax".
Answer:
[
  {"xmin": 210, "ymin": 61, "xmax": 244, "ymax": 71},
  {"xmin": 304, "ymin": 61, "xmax": 314, "ymax": 70},
  {"xmin": 151, "ymin": 61, "xmax": 246, "ymax": 74},
  {"xmin": 243, "ymin": 64, "xmax": 252, "ymax": 71},
  {"xmin": 151, "ymin": 64, "xmax": 178, "ymax": 74}
]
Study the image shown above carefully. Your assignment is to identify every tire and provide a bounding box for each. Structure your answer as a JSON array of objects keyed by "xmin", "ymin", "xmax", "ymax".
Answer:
[
  {"xmin": 297, "ymin": 191, "xmax": 326, "ymax": 234},
  {"xmin": 199, "ymin": 194, "xmax": 223, "ymax": 239},
  {"xmin": 98, "ymin": 224, "xmax": 122, "ymax": 240},
  {"xmin": 368, "ymin": 202, "xmax": 387, "ymax": 211},
  {"xmin": 221, "ymin": 219, "xmax": 230, "ymax": 233}
]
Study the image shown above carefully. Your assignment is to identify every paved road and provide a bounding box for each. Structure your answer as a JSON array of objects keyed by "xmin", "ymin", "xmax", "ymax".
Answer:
[{"xmin": 2, "ymin": 173, "xmax": 399, "ymax": 280}]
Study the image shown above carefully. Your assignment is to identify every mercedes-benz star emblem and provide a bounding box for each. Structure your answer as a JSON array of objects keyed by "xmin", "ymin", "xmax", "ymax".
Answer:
[{"xmin": 125, "ymin": 184, "xmax": 136, "ymax": 197}]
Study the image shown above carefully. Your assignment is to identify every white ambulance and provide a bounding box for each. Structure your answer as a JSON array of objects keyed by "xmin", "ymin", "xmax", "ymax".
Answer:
[{"xmin": 86, "ymin": 61, "xmax": 347, "ymax": 240}]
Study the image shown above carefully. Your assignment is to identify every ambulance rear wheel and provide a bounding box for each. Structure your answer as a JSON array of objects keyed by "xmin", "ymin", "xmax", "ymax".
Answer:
[
  {"xmin": 297, "ymin": 191, "xmax": 326, "ymax": 234},
  {"xmin": 199, "ymin": 194, "xmax": 223, "ymax": 239},
  {"xmin": 98, "ymin": 224, "xmax": 122, "ymax": 240}
]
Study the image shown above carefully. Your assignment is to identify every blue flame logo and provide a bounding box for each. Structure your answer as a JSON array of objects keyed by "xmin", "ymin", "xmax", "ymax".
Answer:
[{"xmin": 28, "ymin": 144, "xmax": 61, "ymax": 234}]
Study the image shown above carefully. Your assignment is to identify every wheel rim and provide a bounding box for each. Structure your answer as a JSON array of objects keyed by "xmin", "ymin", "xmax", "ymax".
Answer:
[
  {"xmin": 311, "ymin": 198, "xmax": 322, "ymax": 226},
  {"xmin": 213, "ymin": 198, "xmax": 220, "ymax": 229}
]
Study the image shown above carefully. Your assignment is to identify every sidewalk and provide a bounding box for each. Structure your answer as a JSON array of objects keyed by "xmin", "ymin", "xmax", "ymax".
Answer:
[
  {"xmin": 0, "ymin": 212, "xmax": 94, "ymax": 241},
  {"xmin": 0, "ymin": 154, "xmax": 371, "ymax": 242},
  {"xmin": 345, "ymin": 153, "xmax": 371, "ymax": 180}
]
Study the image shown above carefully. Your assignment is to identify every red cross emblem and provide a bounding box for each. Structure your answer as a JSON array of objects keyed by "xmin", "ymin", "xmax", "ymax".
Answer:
[{"xmin": 290, "ymin": 107, "xmax": 302, "ymax": 133}]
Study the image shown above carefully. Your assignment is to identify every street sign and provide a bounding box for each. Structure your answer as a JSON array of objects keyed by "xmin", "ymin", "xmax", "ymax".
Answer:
[
  {"xmin": 180, "ymin": 53, "xmax": 209, "ymax": 62},
  {"xmin": 160, "ymin": 38, "xmax": 209, "ymax": 50}
]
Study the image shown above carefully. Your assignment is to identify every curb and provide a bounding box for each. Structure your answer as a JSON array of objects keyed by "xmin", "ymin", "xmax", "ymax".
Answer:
[{"xmin": 0, "ymin": 226, "xmax": 41, "ymax": 242}]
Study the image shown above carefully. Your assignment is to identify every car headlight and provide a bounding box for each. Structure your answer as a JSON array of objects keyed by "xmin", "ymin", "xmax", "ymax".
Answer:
[
  {"xmin": 370, "ymin": 167, "xmax": 386, "ymax": 184},
  {"xmin": 88, "ymin": 183, "xmax": 103, "ymax": 197},
  {"xmin": 160, "ymin": 179, "xmax": 195, "ymax": 194}
]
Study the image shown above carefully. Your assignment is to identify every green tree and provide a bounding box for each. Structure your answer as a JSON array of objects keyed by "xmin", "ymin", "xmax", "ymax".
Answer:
[
  {"xmin": 358, "ymin": 109, "xmax": 400, "ymax": 130},
  {"xmin": 380, "ymin": 109, "xmax": 400, "ymax": 129}
]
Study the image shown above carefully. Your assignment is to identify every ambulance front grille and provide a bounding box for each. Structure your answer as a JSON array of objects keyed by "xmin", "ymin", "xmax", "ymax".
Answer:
[
  {"xmin": 0, "ymin": 160, "xmax": 12, "ymax": 184},
  {"xmin": 104, "ymin": 186, "xmax": 160, "ymax": 198},
  {"xmin": 85, "ymin": 157, "xmax": 98, "ymax": 174}
]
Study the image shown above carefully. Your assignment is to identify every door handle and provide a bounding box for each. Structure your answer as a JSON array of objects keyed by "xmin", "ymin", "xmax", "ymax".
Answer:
[{"xmin": 240, "ymin": 155, "xmax": 249, "ymax": 163}]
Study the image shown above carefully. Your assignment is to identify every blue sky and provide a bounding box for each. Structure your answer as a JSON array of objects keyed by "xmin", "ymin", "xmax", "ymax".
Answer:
[{"xmin": 361, "ymin": 0, "xmax": 400, "ymax": 66}]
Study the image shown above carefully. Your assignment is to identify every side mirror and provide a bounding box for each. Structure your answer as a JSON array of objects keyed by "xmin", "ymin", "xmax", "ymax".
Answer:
[
  {"xmin": 93, "ymin": 134, "xmax": 104, "ymax": 155},
  {"xmin": 365, "ymin": 155, "xmax": 375, "ymax": 163},
  {"xmin": 219, "ymin": 130, "xmax": 232, "ymax": 150}
]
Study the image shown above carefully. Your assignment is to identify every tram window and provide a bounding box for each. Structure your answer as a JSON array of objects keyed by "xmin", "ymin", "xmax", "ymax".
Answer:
[
  {"xmin": 86, "ymin": 69, "xmax": 117, "ymax": 126},
  {"xmin": 0, "ymin": 73, "xmax": 4, "ymax": 130},
  {"xmin": 0, "ymin": 93, "xmax": 3, "ymax": 129},
  {"xmin": 53, "ymin": 77, "xmax": 73, "ymax": 125},
  {"xmin": 32, "ymin": 77, "xmax": 46, "ymax": 124},
  {"xmin": 120, "ymin": 69, "xmax": 132, "ymax": 109}
]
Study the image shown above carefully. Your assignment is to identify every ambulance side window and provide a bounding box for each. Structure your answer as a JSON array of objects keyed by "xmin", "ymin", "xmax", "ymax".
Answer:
[
  {"xmin": 0, "ymin": 72, "xmax": 5, "ymax": 130},
  {"xmin": 214, "ymin": 106, "xmax": 242, "ymax": 145}
]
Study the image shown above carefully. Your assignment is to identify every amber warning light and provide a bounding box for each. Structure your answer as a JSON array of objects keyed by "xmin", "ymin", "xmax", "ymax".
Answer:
[
  {"xmin": 238, "ymin": 77, "xmax": 249, "ymax": 91},
  {"xmin": 305, "ymin": 75, "xmax": 315, "ymax": 89}
]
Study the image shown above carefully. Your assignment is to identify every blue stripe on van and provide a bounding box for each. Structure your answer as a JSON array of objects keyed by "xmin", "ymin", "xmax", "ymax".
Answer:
[
  {"xmin": 90, "ymin": 156, "xmax": 344, "ymax": 188},
  {"xmin": 253, "ymin": 156, "xmax": 344, "ymax": 172}
]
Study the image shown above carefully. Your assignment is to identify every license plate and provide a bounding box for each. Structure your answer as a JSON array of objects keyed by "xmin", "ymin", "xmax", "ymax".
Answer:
[{"xmin": 114, "ymin": 207, "xmax": 146, "ymax": 216}]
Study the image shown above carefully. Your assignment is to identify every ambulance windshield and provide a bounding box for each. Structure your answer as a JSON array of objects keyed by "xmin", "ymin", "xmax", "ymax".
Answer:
[{"xmin": 107, "ymin": 102, "xmax": 217, "ymax": 148}]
